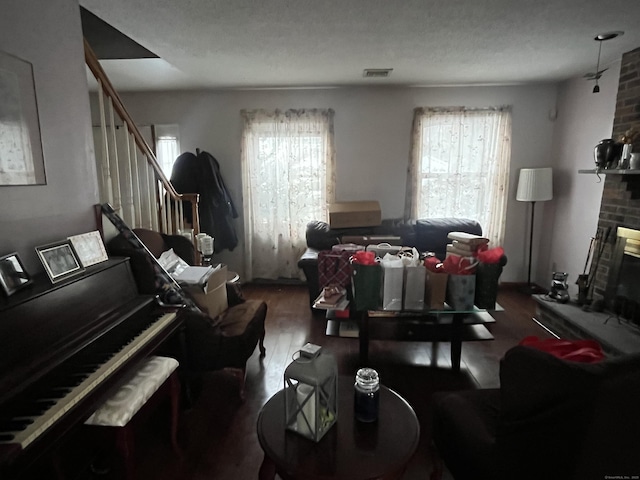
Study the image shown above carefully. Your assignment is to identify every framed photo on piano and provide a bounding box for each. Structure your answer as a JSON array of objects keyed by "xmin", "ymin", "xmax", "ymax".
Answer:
[
  {"xmin": 68, "ymin": 230, "xmax": 108, "ymax": 267},
  {"xmin": 35, "ymin": 240, "xmax": 84, "ymax": 283},
  {"xmin": 0, "ymin": 252, "xmax": 32, "ymax": 296}
]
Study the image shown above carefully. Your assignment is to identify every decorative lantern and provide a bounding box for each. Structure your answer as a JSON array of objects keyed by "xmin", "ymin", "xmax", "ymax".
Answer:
[{"xmin": 284, "ymin": 343, "xmax": 338, "ymax": 442}]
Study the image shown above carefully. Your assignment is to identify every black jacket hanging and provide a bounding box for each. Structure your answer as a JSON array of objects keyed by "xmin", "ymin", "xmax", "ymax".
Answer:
[{"xmin": 170, "ymin": 150, "xmax": 238, "ymax": 252}]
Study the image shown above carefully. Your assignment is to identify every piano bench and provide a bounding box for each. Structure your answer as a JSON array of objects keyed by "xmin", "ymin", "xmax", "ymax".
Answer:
[{"xmin": 84, "ymin": 356, "xmax": 181, "ymax": 479}]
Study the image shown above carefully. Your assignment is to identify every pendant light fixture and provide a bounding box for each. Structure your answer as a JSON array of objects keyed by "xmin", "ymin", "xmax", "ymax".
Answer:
[{"xmin": 585, "ymin": 31, "xmax": 624, "ymax": 93}]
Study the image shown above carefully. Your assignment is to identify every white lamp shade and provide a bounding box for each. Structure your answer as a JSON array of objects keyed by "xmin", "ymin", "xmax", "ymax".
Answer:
[{"xmin": 516, "ymin": 167, "xmax": 553, "ymax": 202}]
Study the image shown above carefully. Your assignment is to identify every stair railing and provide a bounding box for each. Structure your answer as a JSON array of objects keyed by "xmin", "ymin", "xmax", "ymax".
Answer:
[{"xmin": 84, "ymin": 38, "xmax": 201, "ymax": 262}]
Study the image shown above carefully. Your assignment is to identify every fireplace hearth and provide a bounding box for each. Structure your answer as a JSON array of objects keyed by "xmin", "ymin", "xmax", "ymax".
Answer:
[{"xmin": 533, "ymin": 295, "xmax": 640, "ymax": 356}]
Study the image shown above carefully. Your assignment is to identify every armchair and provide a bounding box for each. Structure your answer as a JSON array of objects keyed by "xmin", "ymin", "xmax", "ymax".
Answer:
[
  {"xmin": 106, "ymin": 228, "xmax": 267, "ymax": 398},
  {"xmin": 431, "ymin": 346, "xmax": 640, "ymax": 480}
]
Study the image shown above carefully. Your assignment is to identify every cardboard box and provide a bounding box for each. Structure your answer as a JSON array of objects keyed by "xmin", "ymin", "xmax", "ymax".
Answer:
[
  {"xmin": 185, "ymin": 264, "xmax": 228, "ymax": 317},
  {"xmin": 328, "ymin": 201, "xmax": 381, "ymax": 229},
  {"xmin": 202, "ymin": 264, "xmax": 227, "ymax": 294}
]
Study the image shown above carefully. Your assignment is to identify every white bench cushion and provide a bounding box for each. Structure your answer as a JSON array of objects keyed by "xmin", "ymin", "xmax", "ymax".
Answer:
[{"xmin": 85, "ymin": 356, "xmax": 179, "ymax": 427}]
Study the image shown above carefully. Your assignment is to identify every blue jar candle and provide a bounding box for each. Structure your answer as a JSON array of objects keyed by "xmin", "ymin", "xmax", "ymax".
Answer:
[{"xmin": 354, "ymin": 368, "xmax": 379, "ymax": 422}]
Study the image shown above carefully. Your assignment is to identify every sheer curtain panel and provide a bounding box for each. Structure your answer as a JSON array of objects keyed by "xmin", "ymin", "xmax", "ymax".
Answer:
[
  {"xmin": 405, "ymin": 107, "xmax": 512, "ymax": 247},
  {"xmin": 241, "ymin": 109, "xmax": 336, "ymax": 280}
]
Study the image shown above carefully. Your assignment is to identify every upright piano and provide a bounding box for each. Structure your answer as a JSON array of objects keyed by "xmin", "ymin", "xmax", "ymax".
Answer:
[{"xmin": 0, "ymin": 257, "xmax": 184, "ymax": 478}]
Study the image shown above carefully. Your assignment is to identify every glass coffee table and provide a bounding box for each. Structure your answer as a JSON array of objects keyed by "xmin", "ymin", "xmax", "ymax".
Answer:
[
  {"xmin": 326, "ymin": 306, "xmax": 495, "ymax": 371},
  {"xmin": 256, "ymin": 376, "xmax": 420, "ymax": 480}
]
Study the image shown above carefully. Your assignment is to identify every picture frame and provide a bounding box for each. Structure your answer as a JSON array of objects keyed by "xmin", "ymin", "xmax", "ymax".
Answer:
[
  {"xmin": 0, "ymin": 50, "xmax": 46, "ymax": 186},
  {"xmin": 68, "ymin": 231, "xmax": 108, "ymax": 268},
  {"xmin": 0, "ymin": 252, "xmax": 32, "ymax": 296},
  {"xmin": 35, "ymin": 241, "xmax": 84, "ymax": 283}
]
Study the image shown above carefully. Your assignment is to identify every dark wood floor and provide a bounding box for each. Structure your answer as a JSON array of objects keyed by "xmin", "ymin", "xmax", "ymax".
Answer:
[{"xmin": 80, "ymin": 284, "xmax": 551, "ymax": 480}]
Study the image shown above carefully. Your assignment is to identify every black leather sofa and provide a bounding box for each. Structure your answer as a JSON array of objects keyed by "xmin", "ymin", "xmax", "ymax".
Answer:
[
  {"xmin": 297, "ymin": 217, "xmax": 483, "ymax": 308},
  {"xmin": 431, "ymin": 345, "xmax": 640, "ymax": 480}
]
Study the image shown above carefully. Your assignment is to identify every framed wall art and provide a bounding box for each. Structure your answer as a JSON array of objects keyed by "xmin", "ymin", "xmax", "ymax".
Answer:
[
  {"xmin": 0, "ymin": 252, "xmax": 32, "ymax": 296},
  {"xmin": 0, "ymin": 49, "xmax": 46, "ymax": 186},
  {"xmin": 35, "ymin": 241, "xmax": 84, "ymax": 283},
  {"xmin": 68, "ymin": 231, "xmax": 108, "ymax": 268}
]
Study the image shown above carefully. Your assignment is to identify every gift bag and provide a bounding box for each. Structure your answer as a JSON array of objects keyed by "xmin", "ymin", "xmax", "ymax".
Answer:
[
  {"xmin": 332, "ymin": 243, "xmax": 365, "ymax": 254},
  {"xmin": 318, "ymin": 250, "xmax": 352, "ymax": 289},
  {"xmin": 446, "ymin": 274, "xmax": 476, "ymax": 310},
  {"xmin": 380, "ymin": 254, "xmax": 403, "ymax": 311},
  {"xmin": 474, "ymin": 262, "xmax": 503, "ymax": 309},
  {"xmin": 426, "ymin": 272, "xmax": 448, "ymax": 310},
  {"xmin": 366, "ymin": 242, "xmax": 402, "ymax": 258},
  {"xmin": 404, "ymin": 265, "xmax": 426, "ymax": 310},
  {"xmin": 402, "ymin": 248, "xmax": 426, "ymax": 311},
  {"xmin": 351, "ymin": 263, "xmax": 382, "ymax": 311}
]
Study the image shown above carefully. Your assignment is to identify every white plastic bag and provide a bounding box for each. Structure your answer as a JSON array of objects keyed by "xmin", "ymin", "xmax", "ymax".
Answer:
[{"xmin": 158, "ymin": 248, "xmax": 189, "ymax": 277}]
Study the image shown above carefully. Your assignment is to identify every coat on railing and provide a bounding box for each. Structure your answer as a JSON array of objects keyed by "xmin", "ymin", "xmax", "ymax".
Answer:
[{"xmin": 171, "ymin": 150, "xmax": 238, "ymax": 252}]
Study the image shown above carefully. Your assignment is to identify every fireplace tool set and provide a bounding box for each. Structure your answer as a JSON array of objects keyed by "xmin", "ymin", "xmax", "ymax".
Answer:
[{"xmin": 576, "ymin": 226, "xmax": 611, "ymax": 309}]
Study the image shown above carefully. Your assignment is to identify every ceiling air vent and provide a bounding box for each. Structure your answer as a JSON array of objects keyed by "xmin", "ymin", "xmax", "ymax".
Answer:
[{"xmin": 363, "ymin": 68, "xmax": 393, "ymax": 78}]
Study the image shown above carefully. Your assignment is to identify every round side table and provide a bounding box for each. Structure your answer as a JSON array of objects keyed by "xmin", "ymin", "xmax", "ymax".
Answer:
[{"xmin": 257, "ymin": 376, "xmax": 420, "ymax": 480}]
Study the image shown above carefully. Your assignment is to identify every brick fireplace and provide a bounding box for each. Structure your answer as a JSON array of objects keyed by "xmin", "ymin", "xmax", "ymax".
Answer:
[
  {"xmin": 591, "ymin": 46, "xmax": 640, "ymax": 304},
  {"xmin": 534, "ymin": 47, "xmax": 640, "ymax": 355}
]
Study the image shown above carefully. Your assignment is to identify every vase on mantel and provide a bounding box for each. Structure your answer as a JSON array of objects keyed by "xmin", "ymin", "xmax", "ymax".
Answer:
[
  {"xmin": 594, "ymin": 139, "xmax": 622, "ymax": 170},
  {"xmin": 621, "ymin": 143, "xmax": 633, "ymax": 167}
]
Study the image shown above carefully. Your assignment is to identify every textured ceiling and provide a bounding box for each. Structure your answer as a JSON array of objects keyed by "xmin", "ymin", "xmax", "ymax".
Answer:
[{"xmin": 79, "ymin": 0, "xmax": 640, "ymax": 92}]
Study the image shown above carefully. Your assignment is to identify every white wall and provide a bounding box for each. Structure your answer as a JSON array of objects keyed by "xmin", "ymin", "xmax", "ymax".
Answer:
[
  {"xmin": 543, "ymin": 61, "xmax": 621, "ymax": 295},
  {"xmin": 0, "ymin": 0, "xmax": 98, "ymax": 274},
  {"xmin": 113, "ymin": 84, "xmax": 558, "ymax": 282}
]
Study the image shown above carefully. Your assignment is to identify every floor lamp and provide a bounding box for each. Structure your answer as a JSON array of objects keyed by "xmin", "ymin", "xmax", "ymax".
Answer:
[{"xmin": 516, "ymin": 167, "xmax": 553, "ymax": 294}]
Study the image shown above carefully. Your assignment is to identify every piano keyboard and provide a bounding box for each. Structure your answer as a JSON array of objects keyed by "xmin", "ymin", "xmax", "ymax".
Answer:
[{"xmin": 0, "ymin": 312, "xmax": 177, "ymax": 450}]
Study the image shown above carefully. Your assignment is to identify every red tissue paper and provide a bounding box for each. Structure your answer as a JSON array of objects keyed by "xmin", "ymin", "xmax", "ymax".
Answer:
[
  {"xmin": 519, "ymin": 336, "xmax": 604, "ymax": 363},
  {"xmin": 442, "ymin": 254, "xmax": 477, "ymax": 275},
  {"xmin": 351, "ymin": 250, "xmax": 377, "ymax": 265},
  {"xmin": 424, "ymin": 256, "xmax": 444, "ymax": 273},
  {"xmin": 476, "ymin": 247, "xmax": 505, "ymax": 265}
]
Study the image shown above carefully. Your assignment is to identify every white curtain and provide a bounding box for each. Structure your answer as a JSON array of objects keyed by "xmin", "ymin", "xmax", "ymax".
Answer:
[
  {"xmin": 405, "ymin": 106, "xmax": 512, "ymax": 246},
  {"xmin": 241, "ymin": 109, "xmax": 336, "ymax": 280}
]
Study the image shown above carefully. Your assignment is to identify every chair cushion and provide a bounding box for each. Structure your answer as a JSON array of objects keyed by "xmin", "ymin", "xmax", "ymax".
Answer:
[
  {"xmin": 185, "ymin": 299, "xmax": 267, "ymax": 371},
  {"xmin": 84, "ymin": 356, "xmax": 179, "ymax": 427}
]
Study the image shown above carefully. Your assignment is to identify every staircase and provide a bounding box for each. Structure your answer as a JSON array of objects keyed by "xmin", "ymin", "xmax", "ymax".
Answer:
[{"xmin": 84, "ymin": 39, "xmax": 201, "ymax": 258}]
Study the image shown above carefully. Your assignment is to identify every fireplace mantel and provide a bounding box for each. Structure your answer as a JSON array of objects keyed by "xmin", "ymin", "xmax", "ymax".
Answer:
[{"xmin": 579, "ymin": 169, "xmax": 640, "ymax": 175}]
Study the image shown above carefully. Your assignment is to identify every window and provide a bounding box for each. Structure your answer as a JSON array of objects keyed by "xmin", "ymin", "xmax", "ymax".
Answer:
[
  {"xmin": 405, "ymin": 107, "xmax": 511, "ymax": 246},
  {"xmin": 241, "ymin": 109, "xmax": 335, "ymax": 280},
  {"xmin": 154, "ymin": 124, "xmax": 180, "ymax": 178}
]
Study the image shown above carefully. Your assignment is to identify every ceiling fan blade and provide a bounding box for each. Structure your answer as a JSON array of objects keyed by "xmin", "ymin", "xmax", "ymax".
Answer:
[{"xmin": 584, "ymin": 68, "xmax": 608, "ymax": 80}]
